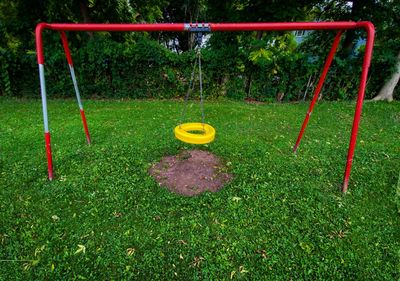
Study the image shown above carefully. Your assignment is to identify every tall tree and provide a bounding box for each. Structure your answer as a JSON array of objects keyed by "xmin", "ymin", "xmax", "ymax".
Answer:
[
  {"xmin": 373, "ymin": 51, "xmax": 400, "ymax": 101},
  {"xmin": 206, "ymin": 0, "xmax": 319, "ymax": 98},
  {"xmin": 311, "ymin": 0, "xmax": 400, "ymax": 100},
  {"xmin": 371, "ymin": 0, "xmax": 400, "ymax": 101}
]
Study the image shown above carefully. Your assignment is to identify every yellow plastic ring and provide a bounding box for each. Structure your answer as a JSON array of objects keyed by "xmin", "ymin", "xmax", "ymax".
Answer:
[{"xmin": 174, "ymin": 123, "xmax": 216, "ymax": 144}]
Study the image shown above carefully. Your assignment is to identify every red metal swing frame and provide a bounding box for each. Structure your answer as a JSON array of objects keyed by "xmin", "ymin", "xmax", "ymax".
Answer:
[{"xmin": 35, "ymin": 21, "xmax": 375, "ymax": 192}]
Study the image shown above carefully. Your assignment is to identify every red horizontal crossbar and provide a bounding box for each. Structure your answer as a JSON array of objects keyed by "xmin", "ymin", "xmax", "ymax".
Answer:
[
  {"xmin": 37, "ymin": 21, "xmax": 371, "ymax": 32},
  {"xmin": 35, "ymin": 21, "xmax": 373, "ymax": 65}
]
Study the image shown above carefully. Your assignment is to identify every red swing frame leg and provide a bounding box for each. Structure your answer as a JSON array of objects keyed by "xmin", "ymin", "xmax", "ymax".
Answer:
[
  {"xmin": 293, "ymin": 30, "xmax": 344, "ymax": 153},
  {"xmin": 342, "ymin": 22, "xmax": 375, "ymax": 192},
  {"xmin": 60, "ymin": 31, "xmax": 91, "ymax": 145}
]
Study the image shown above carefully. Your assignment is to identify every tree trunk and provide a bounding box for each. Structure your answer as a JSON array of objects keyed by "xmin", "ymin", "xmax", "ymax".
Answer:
[
  {"xmin": 244, "ymin": 74, "xmax": 252, "ymax": 98},
  {"xmin": 342, "ymin": 0, "xmax": 361, "ymax": 56},
  {"xmin": 79, "ymin": 0, "xmax": 93, "ymax": 38},
  {"xmin": 245, "ymin": 31, "xmax": 263, "ymax": 98},
  {"xmin": 372, "ymin": 50, "xmax": 400, "ymax": 102}
]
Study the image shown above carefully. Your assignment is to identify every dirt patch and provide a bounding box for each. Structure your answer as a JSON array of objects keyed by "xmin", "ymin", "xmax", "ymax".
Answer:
[{"xmin": 149, "ymin": 149, "xmax": 233, "ymax": 197}]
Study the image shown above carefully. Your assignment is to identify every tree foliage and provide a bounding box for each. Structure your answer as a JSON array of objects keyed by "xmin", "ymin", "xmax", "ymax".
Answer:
[
  {"xmin": 0, "ymin": 0, "xmax": 398, "ymax": 100},
  {"xmin": 309, "ymin": 0, "xmax": 400, "ymax": 99}
]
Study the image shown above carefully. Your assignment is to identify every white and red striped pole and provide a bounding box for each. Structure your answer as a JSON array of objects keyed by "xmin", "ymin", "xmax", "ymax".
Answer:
[
  {"xmin": 36, "ymin": 23, "xmax": 53, "ymax": 180},
  {"xmin": 60, "ymin": 31, "xmax": 91, "ymax": 145}
]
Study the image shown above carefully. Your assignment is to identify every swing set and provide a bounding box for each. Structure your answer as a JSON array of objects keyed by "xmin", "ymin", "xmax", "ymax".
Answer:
[
  {"xmin": 35, "ymin": 21, "xmax": 375, "ymax": 192},
  {"xmin": 175, "ymin": 31, "xmax": 216, "ymax": 145}
]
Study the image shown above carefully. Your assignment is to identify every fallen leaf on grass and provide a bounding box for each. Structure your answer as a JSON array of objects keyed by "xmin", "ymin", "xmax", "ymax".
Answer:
[
  {"xmin": 51, "ymin": 215, "xmax": 60, "ymax": 221},
  {"xmin": 113, "ymin": 211, "xmax": 122, "ymax": 218},
  {"xmin": 191, "ymin": 256, "xmax": 204, "ymax": 268},
  {"xmin": 127, "ymin": 248, "xmax": 136, "ymax": 256},
  {"xmin": 232, "ymin": 196, "xmax": 241, "ymax": 202},
  {"xmin": 256, "ymin": 249, "xmax": 268, "ymax": 259},
  {"xmin": 74, "ymin": 244, "xmax": 86, "ymax": 255}
]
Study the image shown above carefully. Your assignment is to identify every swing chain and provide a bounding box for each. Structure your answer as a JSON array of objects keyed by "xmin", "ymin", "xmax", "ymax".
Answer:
[
  {"xmin": 179, "ymin": 32, "xmax": 206, "ymax": 128},
  {"xmin": 197, "ymin": 47, "xmax": 205, "ymax": 126},
  {"xmin": 180, "ymin": 54, "xmax": 198, "ymax": 126}
]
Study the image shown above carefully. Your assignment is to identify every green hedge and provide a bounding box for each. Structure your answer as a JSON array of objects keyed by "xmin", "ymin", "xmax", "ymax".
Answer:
[{"xmin": 0, "ymin": 32, "xmax": 396, "ymax": 101}]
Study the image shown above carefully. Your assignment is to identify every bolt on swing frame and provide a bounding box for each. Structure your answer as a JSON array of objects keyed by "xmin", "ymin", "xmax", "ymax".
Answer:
[{"xmin": 35, "ymin": 21, "xmax": 375, "ymax": 192}]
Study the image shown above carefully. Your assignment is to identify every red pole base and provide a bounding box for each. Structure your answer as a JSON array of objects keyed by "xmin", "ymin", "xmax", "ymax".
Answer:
[
  {"xmin": 342, "ymin": 157, "xmax": 353, "ymax": 193},
  {"xmin": 293, "ymin": 112, "xmax": 312, "ymax": 153},
  {"xmin": 45, "ymin": 132, "xmax": 53, "ymax": 180},
  {"xmin": 80, "ymin": 109, "xmax": 91, "ymax": 145},
  {"xmin": 342, "ymin": 179, "xmax": 349, "ymax": 193}
]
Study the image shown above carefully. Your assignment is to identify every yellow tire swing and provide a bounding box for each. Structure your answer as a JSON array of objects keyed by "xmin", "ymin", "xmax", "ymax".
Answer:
[
  {"xmin": 174, "ymin": 122, "xmax": 215, "ymax": 145},
  {"xmin": 174, "ymin": 32, "xmax": 215, "ymax": 145}
]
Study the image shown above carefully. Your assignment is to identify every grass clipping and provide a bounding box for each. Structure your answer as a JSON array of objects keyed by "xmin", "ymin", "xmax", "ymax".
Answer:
[{"xmin": 149, "ymin": 149, "xmax": 232, "ymax": 196}]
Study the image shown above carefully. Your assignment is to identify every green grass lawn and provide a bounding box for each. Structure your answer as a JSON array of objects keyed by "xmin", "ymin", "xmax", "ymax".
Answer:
[{"xmin": 0, "ymin": 98, "xmax": 399, "ymax": 280}]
